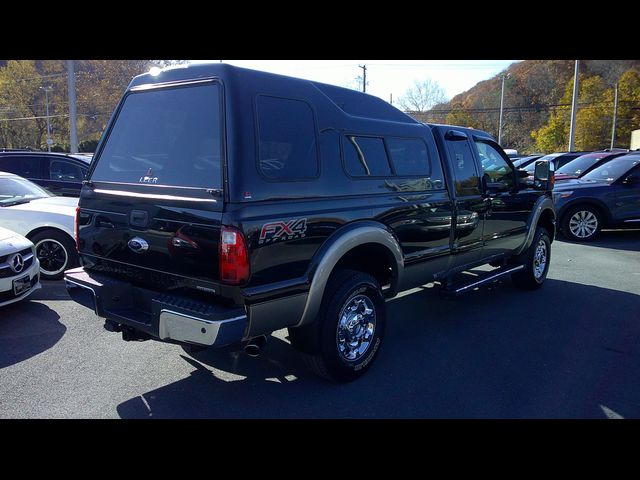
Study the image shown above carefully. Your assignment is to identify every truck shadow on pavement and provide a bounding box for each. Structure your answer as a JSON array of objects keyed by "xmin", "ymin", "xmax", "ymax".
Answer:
[
  {"xmin": 0, "ymin": 301, "xmax": 66, "ymax": 369},
  {"xmin": 559, "ymin": 229, "xmax": 640, "ymax": 252},
  {"xmin": 116, "ymin": 278, "xmax": 640, "ymax": 419}
]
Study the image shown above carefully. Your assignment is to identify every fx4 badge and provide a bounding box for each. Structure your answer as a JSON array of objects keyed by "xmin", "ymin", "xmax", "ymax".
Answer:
[{"xmin": 259, "ymin": 218, "xmax": 307, "ymax": 245}]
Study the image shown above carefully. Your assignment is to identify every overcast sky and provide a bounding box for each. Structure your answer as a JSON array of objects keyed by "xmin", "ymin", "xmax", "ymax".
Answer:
[{"xmin": 191, "ymin": 60, "xmax": 519, "ymax": 105}]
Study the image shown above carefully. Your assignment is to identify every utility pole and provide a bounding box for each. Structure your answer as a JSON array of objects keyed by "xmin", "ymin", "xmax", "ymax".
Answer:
[
  {"xmin": 611, "ymin": 82, "xmax": 619, "ymax": 149},
  {"xmin": 390, "ymin": 93, "xmax": 393, "ymax": 105},
  {"xmin": 568, "ymin": 60, "xmax": 580, "ymax": 152},
  {"xmin": 498, "ymin": 73, "xmax": 507, "ymax": 145},
  {"xmin": 40, "ymin": 85, "xmax": 53, "ymax": 152},
  {"xmin": 67, "ymin": 60, "xmax": 78, "ymax": 153},
  {"xmin": 358, "ymin": 64, "xmax": 367, "ymax": 93}
]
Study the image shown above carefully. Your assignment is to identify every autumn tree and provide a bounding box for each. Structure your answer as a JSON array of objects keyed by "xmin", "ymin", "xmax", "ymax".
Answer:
[
  {"xmin": 532, "ymin": 74, "xmax": 617, "ymax": 152},
  {"xmin": 613, "ymin": 69, "xmax": 640, "ymax": 147}
]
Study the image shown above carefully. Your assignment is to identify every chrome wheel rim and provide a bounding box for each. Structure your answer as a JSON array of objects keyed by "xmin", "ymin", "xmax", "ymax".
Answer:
[
  {"xmin": 35, "ymin": 239, "xmax": 68, "ymax": 276},
  {"xmin": 533, "ymin": 239, "xmax": 547, "ymax": 280},
  {"xmin": 569, "ymin": 210, "xmax": 598, "ymax": 238},
  {"xmin": 336, "ymin": 294, "xmax": 376, "ymax": 362}
]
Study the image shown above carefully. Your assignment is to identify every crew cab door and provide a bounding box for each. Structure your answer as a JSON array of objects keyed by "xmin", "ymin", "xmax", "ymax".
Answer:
[
  {"xmin": 472, "ymin": 137, "xmax": 529, "ymax": 256},
  {"xmin": 442, "ymin": 129, "xmax": 486, "ymax": 267}
]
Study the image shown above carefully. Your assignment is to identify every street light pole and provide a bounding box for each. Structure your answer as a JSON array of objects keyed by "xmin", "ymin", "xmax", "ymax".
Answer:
[
  {"xmin": 498, "ymin": 73, "xmax": 506, "ymax": 145},
  {"xmin": 67, "ymin": 60, "xmax": 78, "ymax": 153},
  {"xmin": 40, "ymin": 85, "xmax": 53, "ymax": 152},
  {"xmin": 611, "ymin": 82, "xmax": 619, "ymax": 149},
  {"xmin": 568, "ymin": 60, "xmax": 580, "ymax": 152}
]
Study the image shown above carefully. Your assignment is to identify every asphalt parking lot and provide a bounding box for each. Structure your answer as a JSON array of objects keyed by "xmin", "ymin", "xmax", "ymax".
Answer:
[{"xmin": 1, "ymin": 231, "xmax": 639, "ymax": 419}]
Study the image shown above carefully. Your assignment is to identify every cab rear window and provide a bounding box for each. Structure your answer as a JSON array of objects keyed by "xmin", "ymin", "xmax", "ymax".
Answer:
[{"xmin": 91, "ymin": 82, "xmax": 222, "ymax": 189}]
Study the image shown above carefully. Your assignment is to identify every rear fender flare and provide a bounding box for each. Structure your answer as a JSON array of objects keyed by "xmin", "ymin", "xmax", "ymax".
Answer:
[{"xmin": 295, "ymin": 221, "xmax": 404, "ymax": 327}]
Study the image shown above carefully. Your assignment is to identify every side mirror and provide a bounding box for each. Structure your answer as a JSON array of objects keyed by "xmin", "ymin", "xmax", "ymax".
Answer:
[
  {"xmin": 533, "ymin": 160, "xmax": 553, "ymax": 191},
  {"xmin": 623, "ymin": 174, "xmax": 640, "ymax": 185}
]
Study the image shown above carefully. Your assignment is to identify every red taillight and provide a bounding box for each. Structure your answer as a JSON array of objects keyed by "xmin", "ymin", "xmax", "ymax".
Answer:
[
  {"xmin": 219, "ymin": 226, "xmax": 250, "ymax": 285},
  {"xmin": 75, "ymin": 206, "xmax": 80, "ymax": 251}
]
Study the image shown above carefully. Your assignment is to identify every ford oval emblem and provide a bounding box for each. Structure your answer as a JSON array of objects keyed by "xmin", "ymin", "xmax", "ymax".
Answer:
[{"xmin": 128, "ymin": 237, "xmax": 149, "ymax": 254}]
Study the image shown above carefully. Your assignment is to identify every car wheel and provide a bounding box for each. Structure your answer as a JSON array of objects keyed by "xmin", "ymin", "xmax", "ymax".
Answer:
[
  {"xmin": 30, "ymin": 230, "xmax": 78, "ymax": 281},
  {"xmin": 290, "ymin": 269, "xmax": 386, "ymax": 383},
  {"xmin": 561, "ymin": 205, "xmax": 602, "ymax": 242},
  {"xmin": 511, "ymin": 226, "xmax": 551, "ymax": 290}
]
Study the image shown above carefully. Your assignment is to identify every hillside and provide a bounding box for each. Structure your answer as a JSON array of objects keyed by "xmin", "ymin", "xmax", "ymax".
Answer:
[{"xmin": 412, "ymin": 60, "xmax": 640, "ymax": 153}]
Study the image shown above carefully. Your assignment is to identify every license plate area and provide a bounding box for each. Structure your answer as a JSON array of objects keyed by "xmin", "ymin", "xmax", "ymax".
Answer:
[{"xmin": 13, "ymin": 275, "xmax": 31, "ymax": 296}]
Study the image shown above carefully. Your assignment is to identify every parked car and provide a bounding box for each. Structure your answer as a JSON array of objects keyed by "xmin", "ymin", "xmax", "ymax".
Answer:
[
  {"xmin": 0, "ymin": 226, "xmax": 41, "ymax": 307},
  {"xmin": 0, "ymin": 171, "xmax": 78, "ymax": 279},
  {"xmin": 64, "ymin": 63, "xmax": 555, "ymax": 382},
  {"xmin": 0, "ymin": 151, "xmax": 91, "ymax": 197},
  {"xmin": 554, "ymin": 150, "xmax": 628, "ymax": 182},
  {"xmin": 524, "ymin": 151, "xmax": 590, "ymax": 174},
  {"xmin": 553, "ymin": 153, "xmax": 640, "ymax": 241}
]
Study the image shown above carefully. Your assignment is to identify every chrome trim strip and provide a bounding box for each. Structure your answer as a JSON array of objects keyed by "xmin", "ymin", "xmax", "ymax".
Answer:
[
  {"xmin": 130, "ymin": 77, "xmax": 216, "ymax": 92},
  {"xmin": 93, "ymin": 189, "xmax": 218, "ymax": 203}
]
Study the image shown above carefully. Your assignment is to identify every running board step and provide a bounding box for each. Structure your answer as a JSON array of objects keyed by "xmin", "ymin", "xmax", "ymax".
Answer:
[{"xmin": 439, "ymin": 264, "xmax": 525, "ymax": 297}]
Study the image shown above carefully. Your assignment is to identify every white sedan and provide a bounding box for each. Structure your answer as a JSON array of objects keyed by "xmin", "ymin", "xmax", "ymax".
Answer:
[
  {"xmin": 0, "ymin": 226, "xmax": 41, "ymax": 307},
  {"xmin": 0, "ymin": 171, "xmax": 77, "ymax": 280}
]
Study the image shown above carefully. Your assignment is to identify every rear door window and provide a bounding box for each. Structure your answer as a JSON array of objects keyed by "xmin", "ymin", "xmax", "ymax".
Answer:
[
  {"xmin": 446, "ymin": 138, "xmax": 480, "ymax": 196},
  {"xmin": 91, "ymin": 82, "xmax": 222, "ymax": 189}
]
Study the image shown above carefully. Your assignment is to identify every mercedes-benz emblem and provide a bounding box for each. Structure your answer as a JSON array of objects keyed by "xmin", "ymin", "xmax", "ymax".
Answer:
[
  {"xmin": 9, "ymin": 253, "xmax": 25, "ymax": 273},
  {"xmin": 128, "ymin": 237, "xmax": 149, "ymax": 254}
]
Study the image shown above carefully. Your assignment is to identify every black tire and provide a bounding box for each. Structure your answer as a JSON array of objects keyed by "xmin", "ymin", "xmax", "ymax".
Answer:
[
  {"xmin": 561, "ymin": 205, "xmax": 602, "ymax": 242},
  {"xmin": 290, "ymin": 269, "xmax": 386, "ymax": 383},
  {"xmin": 511, "ymin": 226, "xmax": 551, "ymax": 290},
  {"xmin": 30, "ymin": 229, "xmax": 78, "ymax": 281}
]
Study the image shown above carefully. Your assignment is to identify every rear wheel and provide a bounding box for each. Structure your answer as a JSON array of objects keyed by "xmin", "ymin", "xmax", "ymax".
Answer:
[
  {"xmin": 289, "ymin": 269, "xmax": 386, "ymax": 382},
  {"xmin": 561, "ymin": 205, "xmax": 602, "ymax": 242},
  {"xmin": 511, "ymin": 226, "xmax": 551, "ymax": 290},
  {"xmin": 30, "ymin": 230, "xmax": 78, "ymax": 281}
]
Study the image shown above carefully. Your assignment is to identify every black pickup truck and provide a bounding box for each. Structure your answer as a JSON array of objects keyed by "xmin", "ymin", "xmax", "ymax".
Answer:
[{"xmin": 64, "ymin": 64, "xmax": 555, "ymax": 382}]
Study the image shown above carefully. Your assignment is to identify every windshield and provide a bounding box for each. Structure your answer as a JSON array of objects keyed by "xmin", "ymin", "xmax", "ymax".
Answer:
[
  {"xmin": 0, "ymin": 176, "xmax": 51, "ymax": 206},
  {"xmin": 582, "ymin": 157, "xmax": 640, "ymax": 182},
  {"xmin": 91, "ymin": 82, "xmax": 222, "ymax": 189}
]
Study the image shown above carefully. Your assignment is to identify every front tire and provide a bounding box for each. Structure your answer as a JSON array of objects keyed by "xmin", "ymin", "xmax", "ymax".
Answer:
[
  {"xmin": 291, "ymin": 270, "xmax": 386, "ymax": 382},
  {"xmin": 561, "ymin": 205, "xmax": 602, "ymax": 242},
  {"xmin": 511, "ymin": 227, "xmax": 551, "ymax": 290},
  {"xmin": 30, "ymin": 230, "xmax": 78, "ymax": 281}
]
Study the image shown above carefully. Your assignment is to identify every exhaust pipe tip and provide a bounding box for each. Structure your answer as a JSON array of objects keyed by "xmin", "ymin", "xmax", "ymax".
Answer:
[{"xmin": 244, "ymin": 335, "xmax": 267, "ymax": 357}]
